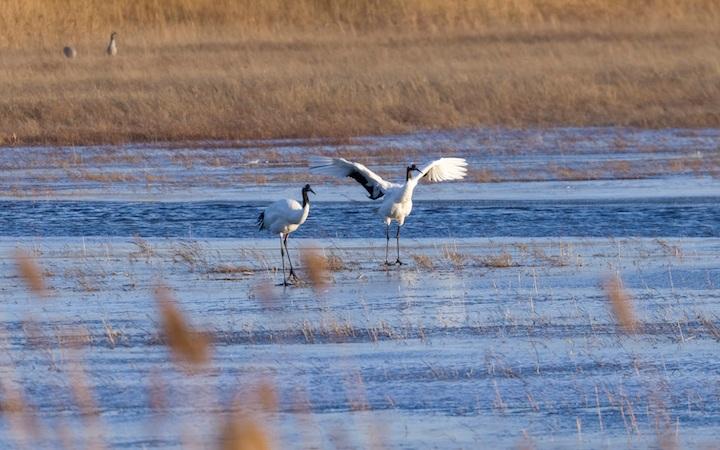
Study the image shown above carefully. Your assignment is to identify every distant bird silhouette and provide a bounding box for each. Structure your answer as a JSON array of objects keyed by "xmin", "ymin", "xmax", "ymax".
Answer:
[
  {"xmin": 258, "ymin": 184, "xmax": 316, "ymax": 285},
  {"xmin": 63, "ymin": 46, "xmax": 77, "ymax": 58},
  {"xmin": 310, "ymin": 156, "xmax": 467, "ymax": 265},
  {"xmin": 106, "ymin": 32, "xmax": 118, "ymax": 56}
]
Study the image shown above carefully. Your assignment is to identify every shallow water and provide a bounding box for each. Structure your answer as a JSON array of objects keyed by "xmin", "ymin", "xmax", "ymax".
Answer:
[
  {"xmin": 0, "ymin": 236, "xmax": 719, "ymax": 449},
  {"xmin": 1, "ymin": 127, "xmax": 719, "ymax": 202},
  {"xmin": 0, "ymin": 128, "xmax": 719, "ymax": 449},
  {"xmin": 1, "ymin": 197, "xmax": 719, "ymax": 239}
]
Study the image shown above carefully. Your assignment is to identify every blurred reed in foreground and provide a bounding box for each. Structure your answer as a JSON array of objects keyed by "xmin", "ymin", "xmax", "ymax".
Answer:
[
  {"xmin": 155, "ymin": 285, "xmax": 211, "ymax": 368},
  {"xmin": 603, "ymin": 273, "xmax": 638, "ymax": 334},
  {"xmin": 14, "ymin": 250, "xmax": 48, "ymax": 297}
]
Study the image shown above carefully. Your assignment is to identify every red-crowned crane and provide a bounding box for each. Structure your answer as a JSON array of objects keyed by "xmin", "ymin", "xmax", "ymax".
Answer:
[
  {"xmin": 257, "ymin": 184, "xmax": 315, "ymax": 285},
  {"xmin": 310, "ymin": 157, "xmax": 467, "ymax": 265}
]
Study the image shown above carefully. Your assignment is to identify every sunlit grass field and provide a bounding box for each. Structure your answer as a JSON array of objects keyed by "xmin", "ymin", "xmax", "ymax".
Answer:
[{"xmin": 1, "ymin": 0, "xmax": 719, "ymax": 145}]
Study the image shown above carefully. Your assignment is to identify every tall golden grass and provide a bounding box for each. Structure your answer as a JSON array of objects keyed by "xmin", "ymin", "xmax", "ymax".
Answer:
[
  {"xmin": 0, "ymin": 1, "xmax": 719, "ymax": 144},
  {"xmin": 3, "ymin": 0, "xmax": 719, "ymax": 48}
]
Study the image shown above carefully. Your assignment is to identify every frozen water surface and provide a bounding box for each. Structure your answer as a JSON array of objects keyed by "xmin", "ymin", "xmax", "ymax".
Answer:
[{"xmin": 0, "ymin": 128, "xmax": 719, "ymax": 449}]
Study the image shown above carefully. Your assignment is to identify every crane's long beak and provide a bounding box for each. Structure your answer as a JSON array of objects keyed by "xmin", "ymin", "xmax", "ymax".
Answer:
[
  {"xmin": 308, "ymin": 187, "xmax": 316, "ymax": 195},
  {"xmin": 412, "ymin": 167, "xmax": 422, "ymax": 173}
]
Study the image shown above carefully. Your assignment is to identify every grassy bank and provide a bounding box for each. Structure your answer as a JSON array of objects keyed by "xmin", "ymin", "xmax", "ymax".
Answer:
[
  {"xmin": 1, "ymin": 1, "xmax": 719, "ymax": 145},
  {"xmin": 3, "ymin": 0, "xmax": 719, "ymax": 47}
]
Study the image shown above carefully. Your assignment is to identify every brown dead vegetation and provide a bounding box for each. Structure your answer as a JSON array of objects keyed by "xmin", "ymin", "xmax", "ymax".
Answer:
[{"xmin": 0, "ymin": 1, "xmax": 718, "ymax": 145}]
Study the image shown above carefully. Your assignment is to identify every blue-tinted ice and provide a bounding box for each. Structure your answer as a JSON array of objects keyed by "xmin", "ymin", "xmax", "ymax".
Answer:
[{"xmin": 0, "ymin": 128, "xmax": 719, "ymax": 449}]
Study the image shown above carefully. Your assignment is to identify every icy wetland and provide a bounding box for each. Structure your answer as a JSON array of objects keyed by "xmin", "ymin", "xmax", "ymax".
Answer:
[{"xmin": 0, "ymin": 128, "xmax": 719, "ymax": 449}]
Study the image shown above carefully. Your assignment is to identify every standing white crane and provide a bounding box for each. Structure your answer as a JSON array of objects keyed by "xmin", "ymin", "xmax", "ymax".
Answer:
[
  {"xmin": 106, "ymin": 32, "xmax": 118, "ymax": 56},
  {"xmin": 310, "ymin": 156, "xmax": 467, "ymax": 265},
  {"xmin": 257, "ymin": 184, "xmax": 316, "ymax": 285}
]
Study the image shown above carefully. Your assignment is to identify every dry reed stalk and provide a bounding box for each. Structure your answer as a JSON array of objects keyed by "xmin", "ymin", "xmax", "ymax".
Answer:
[
  {"xmin": 300, "ymin": 248, "xmax": 329, "ymax": 291},
  {"xmin": 67, "ymin": 358, "xmax": 107, "ymax": 450},
  {"xmin": 287, "ymin": 387, "xmax": 319, "ymax": 448},
  {"xmin": 482, "ymin": 253, "xmax": 514, "ymax": 268},
  {"xmin": 218, "ymin": 415, "xmax": 271, "ymax": 450},
  {"xmin": 699, "ymin": 315, "xmax": 720, "ymax": 341},
  {"xmin": 250, "ymin": 282, "xmax": 277, "ymax": 308},
  {"xmin": 649, "ymin": 391, "xmax": 678, "ymax": 450},
  {"xmin": 68, "ymin": 364, "xmax": 97, "ymax": 416},
  {"xmin": 344, "ymin": 371, "xmax": 370, "ymax": 412},
  {"xmin": 442, "ymin": 244, "xmax": 466, "ymax": 268},
  {"xmin": 0, "ymin": 324, "xmax": 47, "ymax": 446},
  {"xmin": 603, "ymin": 273, "xmax": 638, "ymax": 333},
  {"xmin": 517, "ymin": 430, "xmax": 536, "ymax": 450},
  {"xmin": 129, "ymin": 236, "xmax": 155, "ymax": 261},
  {"xmin": 256, "ymin": 383, "xmax": 278, "ymax": 413},
  {"xmin": 208, "ymin": 264, "xmax": 254, "ymax": 275},
  {"xmin": 58, "ymin": 326, "xmax": 93, "ymax": 349},
  {"xmin": 0, "ymin": 381, "xmax": 41, "ymax": 447},
  {"xmin": 14, "ymin": 250, "xmax": 48, "ymax": 297},
  {"xmin": 325, "ymin": 255, "xmax": 344, "ymax": 272},
  {"xmin": 147, "ymin": 369, "xmax": 167, "ymax": 414},
  {"xmin": 223, "ymin": 380, "xmax": 279, "ymax": 444},
  {"xmin": 412, "ymin": 254, "xmax": 434, "ymax": 269},
  {"xmin": 154, "ymin": 285, "xmax": 210, "ymax": 368}
]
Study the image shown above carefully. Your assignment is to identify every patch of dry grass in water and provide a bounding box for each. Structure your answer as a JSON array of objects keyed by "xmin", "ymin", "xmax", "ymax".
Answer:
[
  {"xmin": 412, "ymin": 254, "xmax": 434, "ymax": 270},
  {"xmin": 68, "ymin": 170, "xmax": 138, "ymax": 183},
  {"xmin": 171, "ymin": 241, "xmax": 209, "ymax": 272},
  {"xmin": 481, "ymin": 252, "xmax": 514, "ymax": 268},
  {"xmin": 129, "ymin": 236, "xmax": 156, "ymax": 262},
  {"xmin": 442, "ymin": 244, "xmax": 467, "ymax": 268},
  {"xmin": 207, "ymin": 263, "xmax": 255, "ymax": 275},
  {"xmin": 0, "ymin": 1, "xmax": 719, "ymax": 145},
  {"xmin": 325, "ymin": 254, "xmax": 344, "ymax": 272}
]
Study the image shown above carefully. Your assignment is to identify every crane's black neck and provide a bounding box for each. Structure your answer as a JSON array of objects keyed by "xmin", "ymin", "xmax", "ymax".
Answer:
[
  {"xmin": 406, "ymin": 166, "xmax": 413, "ymax": 181},
  {"xmin": 302, "ymin": 189, "xmax": 310, "ymax": 207}
]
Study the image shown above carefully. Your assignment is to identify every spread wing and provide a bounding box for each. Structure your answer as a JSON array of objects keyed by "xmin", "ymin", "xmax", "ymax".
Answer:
[
  {"xmin": 415, "ymin": 157, "xmax": 468, "ymax": 183},
  {"xmin": 309, "ymin": 156, "xmax": 393, "ymax": 199}
]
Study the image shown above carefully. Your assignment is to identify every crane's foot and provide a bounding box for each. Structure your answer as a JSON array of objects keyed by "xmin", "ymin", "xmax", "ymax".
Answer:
[
  {"xmin": 383, "ymin": 259, "xmax": 403, "ymax": 266},
  {"xmin": 289, "ymin": 270, "xmax": 300, "ymax": 282}
]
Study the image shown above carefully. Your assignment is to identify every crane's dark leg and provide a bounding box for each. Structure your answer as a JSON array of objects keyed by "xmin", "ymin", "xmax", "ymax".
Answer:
[
  {"xmin": 395, "ymin": 224, "xmax": 403, "ymax": 265},
  {"xmin": 284, "ymin": 234, "xmax": 298, "ymax": 282},
  {"xmin": 280, "ymin": 235, "xmax": 289, "ymax": 286},
  {"xmin": 384, "ymin": 223, "xmax": 391, "ymax": 265}
]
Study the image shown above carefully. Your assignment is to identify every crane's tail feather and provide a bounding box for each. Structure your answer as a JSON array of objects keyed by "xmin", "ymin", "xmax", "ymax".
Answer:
[{"xmin": 257, "ymin": 211, "xmax": 265, "ymax": 230}]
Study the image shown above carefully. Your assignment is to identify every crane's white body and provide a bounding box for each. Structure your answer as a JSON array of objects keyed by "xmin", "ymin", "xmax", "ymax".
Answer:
[
  {"xmin": 309, "ymin": 156, "xmax": 467, "ymax": 264},
  {"xmin": 378, "ymin": 182, "xmax": 415, "ymax": 226},
  {"xmin": 258, "ymin": 185, "xmax": 314, "ymax": 285},
  {"xmin": 309, "ymin": 156, "xmax": 467, "ymax": 226},
  {"xmin": 260, "ymin": 198, "xmax": 310, "ymax": 236}
]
